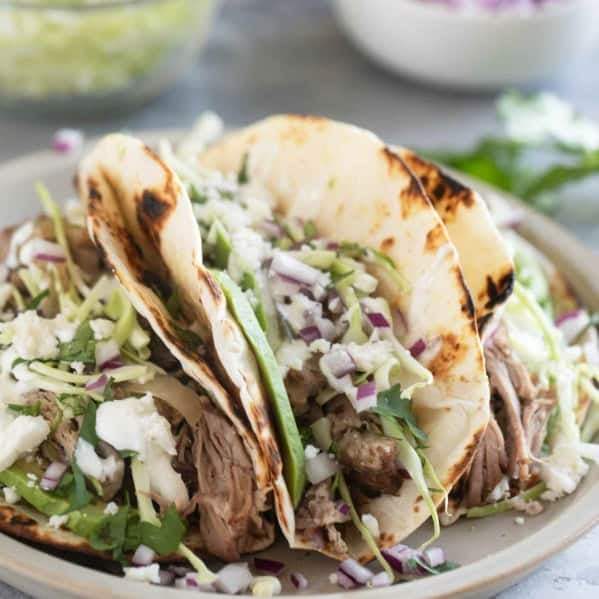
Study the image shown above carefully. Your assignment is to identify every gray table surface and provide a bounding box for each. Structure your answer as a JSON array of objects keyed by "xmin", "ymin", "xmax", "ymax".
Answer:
[{"xmin": 0, "ymin": 1, "xmax": 597, "ymax": 597}]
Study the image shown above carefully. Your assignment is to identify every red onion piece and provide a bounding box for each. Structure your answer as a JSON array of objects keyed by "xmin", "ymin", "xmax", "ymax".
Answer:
[
  {"xmin": 85, "ymin": 373, "xmax": 108, "ymax": 391},
  {"xmin": 327, "ymin": 294, "xmax": 343, "ymax": 314},
  {"xmin": 382, "ymin": 544, "xmax": 420, "ymax": 574},
  {"xmin": 290, "ymin": 572, "xmax": 309, "ymax": 590},
  {"xmin": 300, "ymin": 325, "xmax": 321, "ymax": 343},
  {"xmin": 254, "ymin": 557, "xmax": 285, "ymax": 575},
  {"xmin": 338, "ymin": 559, "xmax": 374, "ymax": 585},
  {"xmin": 214, "ymin": 563, "xmax": 253, "ymax": 594},
  {"xmin": 367, "ymin": 312, "xmax": 390, "ymax": 328},
  {"xmin": 326, "ymin": 242, "xmax": 339, "ymax": 251},
  {"xmin": 260, "ymin": 219, "xmax": 284, "ymax": 238},
  {"xmin": 270, "ymin": 251, "xmax": 322, "ymax": 287},
  {"xmin": 370, "ymin": 571, "xmax": 393, "ymax": 587},
  {"xmin": 422, "ymin": 546, "xmax": 446, "ymax": 568},
  {"xmin": 555, "ymin": 310, "xmax": 583, "ymax": 326},
  {"xmin": 323, "ymin": 349, "xmax": 355, "ymax": 378},
  {"xmin": 337, "ymin": 501, "xmax": 350, "ymax": 516},
  {"xmin": 95, "ymin": 339, "xmax": 120, "ymax": 370},
  {"xmin": 53, "ymin": 128, "xmax": 84, "ymax": 154},
  {"xmin": 131, "ymin": 544, "xmax": 155, "ymax": 566},
  {"xmin": 157, "ymin": 569, "xmax": 175, "ymax": 586},
  {"xmin": 34, "ymin": 253, "xmax": 66, "ymax": 263},
  {"xmin": 175, "ymin": 573, "xmax": 213, "ymax": 591},
  {"xmin": 409, "ymin": 338, "xmax": 426, "ymax": 358},
  {"xmin": 357, "ymin": 381, "xmax": 377, "ymax": 400},
  {"xmin": 316, "ymin": 318, "xmax": 337, "ymax": 341},
  {"xmin": 167, "ymin": 565, "xmax": 193, "ymax": 577},
  {"xmin": 40, "ymin": 461, "xmax": 67, "ymax": 491},
  {"xmin": 335, "ymin": 570, "xmax": 357, "ymax": 589},
  {"xmin": 101, "ymin": 357, "xmax": 124, "ymax": 371}
]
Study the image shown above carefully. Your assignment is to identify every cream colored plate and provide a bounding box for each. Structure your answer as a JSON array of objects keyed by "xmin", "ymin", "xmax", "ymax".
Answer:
[{"xmin": 0, "ymin": 132, "xmax": 597, "ymax": 599}]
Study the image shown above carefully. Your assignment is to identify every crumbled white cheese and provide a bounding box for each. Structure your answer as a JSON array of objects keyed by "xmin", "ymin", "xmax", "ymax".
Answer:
[
  {"xmin": 346, "ymin": 340, "xmax": 393, "ymax": 372},
  {"xmin": 0, "ymin": 311, "xmax": 77, "ymax": 361},
  {"xmin": 89, "ymin": 318, "xmax": 115, "ymax": 341},
  {"xmin": 514, "ymin": 516, "xmax": 525, "ymax": 526},
  {"xmin": 0, "ymin": 404, "xmax": 50, "ymax": 471},
  {"xmin": 75, "ymin": 438, "xmax": 119, "ymax": 483},
  {"xmin": 487, "ymin": 477, "xmax": 510, "ymax": 503},
  {"xmin": 70, "ymin": 361, "xmax": 85, "ymax": 375},
  {"xmin": 49, "ymin": 514, "xmax": 69, "ymax": 529},
  {"xmin": 276, "ymin": 339, "xmax": 311, "ymax": 378},
  {"xmin": 361, "ymin": 513, "xmax": 380, "ymax": 539},
  {"xmin": 309, "ymin": 338, "xmax": 331, "ymax": 355},
  {"xmin": 123, "ymin": 564, "xmax": 161, "ymax": 584},
  {"xmin": 250, "ymin": 576, "xmax": 282, "ymax": 597},
  {"xmin": 104, "ymin": 501, "xmax": 119, "ymax": 516},
  {"xmin": 2, "ymin": 486, "xmax": 20, "ymax": 504},
  {"xmin": 304, "ymin": 444, "xmax": 320, "ymax": 460},
  {"xmin": 96, "ymin": 394, "xmax": 188, "ymax": 508},
  {"xmin": 228, "ymin": 228, "xmax": 271, "ymax": 284},
  {"xmin": 277, "ymin": 293, "xmax": 320, "ymax": 335}
]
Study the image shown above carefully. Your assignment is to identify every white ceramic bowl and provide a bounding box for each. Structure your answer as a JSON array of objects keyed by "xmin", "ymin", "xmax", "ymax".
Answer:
[{"xmin": 332, "ymin": 0, "xmax": 599, "ymax": 90}]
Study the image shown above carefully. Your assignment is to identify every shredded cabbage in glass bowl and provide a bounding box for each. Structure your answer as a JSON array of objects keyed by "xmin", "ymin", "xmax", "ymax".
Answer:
[{"xmin": 0, "ymin": 0, "xmax": 217, "ymax": 114}]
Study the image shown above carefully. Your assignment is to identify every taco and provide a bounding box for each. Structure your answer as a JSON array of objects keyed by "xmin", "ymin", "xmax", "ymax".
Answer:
[
  {"xmin": 0, "ymin": 188, "xmax": 276, "ymax": 582},
  {"xmin": 81, "ymin": 116, "xmax": 492, "ymax": 568}
]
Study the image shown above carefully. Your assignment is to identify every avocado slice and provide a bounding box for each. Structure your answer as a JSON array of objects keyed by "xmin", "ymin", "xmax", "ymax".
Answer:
[{"xmin": 211, "ymin": 270, "xmax": 306, "ymax": 507}]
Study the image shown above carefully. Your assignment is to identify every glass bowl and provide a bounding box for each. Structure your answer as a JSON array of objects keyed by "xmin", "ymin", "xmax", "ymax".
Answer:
[{"xmin": 0, "ymin": 0, "xmax": 218, "ymax": 116}]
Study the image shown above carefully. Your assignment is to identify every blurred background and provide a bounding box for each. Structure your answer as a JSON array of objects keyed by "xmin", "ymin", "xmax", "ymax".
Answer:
[{"xmin": 0, "ymin": 1, "xmax": 598, "ymax": 598}]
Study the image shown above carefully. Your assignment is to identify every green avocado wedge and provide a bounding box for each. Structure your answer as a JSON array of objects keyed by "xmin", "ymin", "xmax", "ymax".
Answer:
[{"xmin": 211, "ymin": 270, "xmax": 306, "ymax": 507}]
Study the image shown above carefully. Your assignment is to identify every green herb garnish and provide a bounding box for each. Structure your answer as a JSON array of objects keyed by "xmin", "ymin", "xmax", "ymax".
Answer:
[
  {"xmin": 58, "ymin": 321, "xmax": 96, "ymax": 364},
  {"xmin": 26, "ymin": 288, "xmax": 50, "ymax": 311},
  {"xmin": 7, "ymin": 402, "xmax": 41, "ymax": 416}
]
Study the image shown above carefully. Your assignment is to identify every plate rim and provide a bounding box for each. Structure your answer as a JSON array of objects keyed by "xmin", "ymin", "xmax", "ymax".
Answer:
[{"xmin": 0, "ymin": 130, "xmax": 597, "ymax": 599}]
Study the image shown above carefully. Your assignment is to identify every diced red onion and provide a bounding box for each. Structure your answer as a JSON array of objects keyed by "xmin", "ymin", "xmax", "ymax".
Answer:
[
  {"xmin": 300, "ymin": 325, "xmax": 321, "ymax": 343},
  {"xmin": 131, "ymin": 544, "xmax": 155, "ymax": 566},
  {"xmin": 335, "ymin": 501, "xmax": 351, "ymax": 522},
  {"xmin": 306, "ymin": 452, "xmax": 339, "ymax": 485},
  {"xmin": 214, "ymin": 563, "xmax": 253, "ymax": 595},
  {"xmin": 339, "ymin": 559, "xmax": 373, "ymax": 585},
  {"xmin": 157, "ymin": 569, "xmax": 175, "ymax": 586},
  {"xmin": 40, "ymin": 461, "xmax": 67, "ymax": 491},
  {"xmin": 175, "ymin": 573, "xmax": 213, "ymax": 591},
  {"xmin": 306, "ymin": 527, "xmax": 325, "ymax": 550},
  {"xmin": 53, "ymin": 128, "xmax": 84, "ymax": 154},
  {"xmin": 101, "ymin": 357, "xmax": 124, "ymax": 371},
  {"xmin": 260, "ymin": 219, "xmax": 284, "ymax": 238},
  {"xmin": 323, "ymin": 349, "xmax": 355, "ymax": 378},
  {"xmin": 253, "ymin": 557, "xmax": 285, "ymax": 575},
  {"xmin": 316, "ymin": 318, "xmax": 337, "ymax": 341},
  {"xmin": 422, "ymin": 546, "xmax": 446, "ymax": 568},
  {"xmin": 20, "ymin": 239, "xmax": 66, "ymax": 265},
  {"xmin": 555, "ymin": 310, "xmax": 583, "ymax": 327},
  {"xmin": 326, "ymin": 242, "xmax": 339, "ymax": 251},
  {"xmin": 35, "ymin": 253, "xmax": 66, "ymax": 263},
  {"xmin": 409, "ymin": 338, "xmax": 426, "ymax": 358},
  {"xmin": 555, "ymin": 310, "xmax": 588, "ymax": 344},
  {"xmin": 95, "ymin": 340, "xmax": 120, "ymax": 370},
  {"xmin": 335, "ymin": 570, "xmax": 357, "ymax": 589},
  {"xmin": 356, "ymin": 381, "xmax": 378, "ymax": 412},
  {"xmin": 370, "ymin": 571, "xmax": 393, "ymax": 587},
  {"xmin": 270, "ymin": 251, "xmax": 323, "ymax": 287},
  {"xmin": 366, "ymin": 312, "xmax": 390, "ymax": 328},
  {"xmin": 168, "ymin": 565, "xmax": 193, "ymax": 577},
  {"xmin": 382, "ymin": 544, "xmax": 421, "ymax": 574},
  {"xmin": 85, "ymin": 373, "xmax": 108, "ymax": 391},
  {"xmin": 312, "ymin": 283, "xmax": 327, "ymax": 302},
  {"xmin": 290, "ymin": 572, "xmax": 309, "ymax": 590}
]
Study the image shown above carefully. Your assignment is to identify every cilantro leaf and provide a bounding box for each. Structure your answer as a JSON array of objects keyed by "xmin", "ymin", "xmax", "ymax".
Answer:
[
  {"xmin": 7, "ymin": 402, "xmax": 41, "ymax": 416},
  {"xmin": 26, "ymin": 288, "xmax": 50, "ymax": 311},
  {"xmin": 372, "ymin": 384, "xmax": 428, "ymax": 443},
  {"xmin": 409, "ymin": 555, "xmax": 460, "ymax": 575},
  {"xmin": 88, "ymin": 505, "xmax": 129, "ymax": 552},
  {"xmin": 68, "ymin": 460, "xmax": 92, "ymax": 511},
  {"xmin": 189, "ymin": 185, "xmax": 208, "ymax": 205},
  {"xmin": 58, "ymin": 394, "xmax": 89, "ymax": 417},
  {"xmin": 299, "ymin": 425, "xmax": 314, "ymax": 448},
  {"xmin": 303, "ymin": 220, "xmax": 317, "ymax": 240},
  {"xmin": 58, "ymin": 322, "xmax": 96, "ymax": 364},
  {"xmin": 103, "ymin": 377, "xmax": 115, "ymax": 402},
  {"xmin": 79, "ymin": 401, "xmax": 98, "ymax": 448},
  {"xmin": 238, "ymin": 152, "xmax": 249, "ymax": 184},
  {"xmin": 140, "ymin": 505, "xmax": 187, "ymax": 555}
]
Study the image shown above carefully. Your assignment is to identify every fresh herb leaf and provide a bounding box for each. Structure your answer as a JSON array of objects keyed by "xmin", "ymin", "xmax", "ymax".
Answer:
[
  {"xmin": 408, "ymin": 555, "xmax": 460, "ymax": 576},
  {"xmin": 10, "ymin": 357, "xmax": 27, "ymax": 369},
  {"xmin": 338, "ymin": 241, "xmax": 367, "ymax": 260},
  {"xmin": 7, "ymin": 402, "xmax": 41, "ymax": 416},
  {"xmin": 189, "ymin": 185, "xmax": 208, "ymax": 205},
  {"xmin": 372, "ymin": 383, "xmax": 428, "ymax": 443},
  {"xmin": 303, "ymin": 220, "xmax": 317, "ymax": 240},
  {"xmin": 238, "ymin": 152, "xmax": 249, "ymax": 184},
  {"xmin": 68, "ymin": 460, "xmax": 92, "ymax": 511},
  {"xmin": 172, "ymin": 323, "xmax": 203, "ymax": 349},
  {"xmin": 103, "ymin": 377, "xmax": 115, "ymax": 402},
  {"xmin": 58, "ymin": 322, "xmax": 96, "ymax": 364},
  {"xmin": 166, "ymin": 286, "xmax": 181, "ymax": 320},
  {"xmin": 88, "ymin": 505, "xmax": 135, "ymax": 563},
  {"xmin": 299, "ymin": 426, "xmax": 314, "ymax": 447},
  {"xmin": 26, "ymin": 288, "xmax": 50, "ymax": 311},
  {"xmin": 140, "ymin": 505, "xmax": 187, "ymax": 555},
  {"xmin": 58, "ymin": 394, "xmax": 89, "ymax": 417},
  {"xmin": 80, "ymin": 401, "xmax": 98, "ymax": 448}
]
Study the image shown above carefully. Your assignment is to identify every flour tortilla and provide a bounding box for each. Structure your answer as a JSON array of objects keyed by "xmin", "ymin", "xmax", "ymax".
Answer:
[
  {"xmin": 193, "ymin": 115, "xmax": 490, "ymax": 560},
  {"xmin": 397, "ymin": 148, "xmax": 514, "ymax": 328},
  {"xmin": 77, "ymin": 135, "xmax": 293, "ymax": 544}
]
